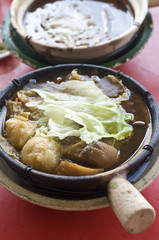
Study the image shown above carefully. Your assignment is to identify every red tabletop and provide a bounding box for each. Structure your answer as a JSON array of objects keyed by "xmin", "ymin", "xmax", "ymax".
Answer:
[{"xmin": 0, "ymin": 1, "xmax": 159, "ymax": 239}]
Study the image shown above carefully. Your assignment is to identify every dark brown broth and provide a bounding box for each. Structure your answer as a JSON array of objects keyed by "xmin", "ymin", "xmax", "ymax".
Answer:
[{"xmin": 116, "ymin": 93, "xmax": 150, "ymax": 166}]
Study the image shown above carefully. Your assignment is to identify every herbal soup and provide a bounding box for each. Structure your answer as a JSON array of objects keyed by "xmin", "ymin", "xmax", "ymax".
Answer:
[
  {"xmin": 24, "ymin": 0, "xmax": 134, "ymax": 48},
  {"xmin": 2, "ymin": 69, "xmax": 150, "ymax": 176}
]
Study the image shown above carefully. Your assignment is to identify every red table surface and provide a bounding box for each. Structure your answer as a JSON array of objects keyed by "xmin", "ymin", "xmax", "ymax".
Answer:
[{"xmin": 0, "ymin": 1, "xmax": 159, "ymax": 239}]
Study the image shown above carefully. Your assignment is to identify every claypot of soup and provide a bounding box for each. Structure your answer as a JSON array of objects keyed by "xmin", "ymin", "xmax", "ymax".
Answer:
[
  {"xmin": 0, "ymin": 64, "xmax": 158, "ymax": 233},
  {"xmin": 10, "ymin": 0, "xmax": 159, "ymax": 64}
]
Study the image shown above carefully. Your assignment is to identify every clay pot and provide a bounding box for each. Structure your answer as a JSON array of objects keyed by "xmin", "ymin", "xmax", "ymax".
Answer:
[
  {"xmin": 0, "ymin": 64, "xmax": 158, "ymax": 233},
  {"xmin": 0, "ymin": 64, "xmax": 159, "ymax": 233},
  {"xmin": 10, "ymin": 0, "xmax": 159, "ymax": 64}
]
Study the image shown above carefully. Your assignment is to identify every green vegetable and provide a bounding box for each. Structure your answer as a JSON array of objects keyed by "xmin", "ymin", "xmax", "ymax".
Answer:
[
  {"xmin": 26, "ymin": 80, "xmax": 133, "ymax": 144},
  {"xmin": 0, "ymin": 43, "xmax": 8, "ymax": 54}
]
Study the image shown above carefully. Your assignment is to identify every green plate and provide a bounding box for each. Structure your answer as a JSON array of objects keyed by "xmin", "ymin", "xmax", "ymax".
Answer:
[{"xmin": 2, "ymin": 11, "xmax": 153, "ymax": 69}]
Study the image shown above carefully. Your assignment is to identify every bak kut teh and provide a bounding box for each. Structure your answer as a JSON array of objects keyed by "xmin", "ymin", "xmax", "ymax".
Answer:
[{"xmin": 1, "ymin": 69, "xmax": 151, "ymax": 176}]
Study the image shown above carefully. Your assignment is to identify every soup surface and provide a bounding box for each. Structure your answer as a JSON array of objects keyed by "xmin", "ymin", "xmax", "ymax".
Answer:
[
  {"xmin": 24, "ymin": 0, "xmax": 134, "ymax": 48},
  {"xmin": 1, "ymin": 69, "xmax": 150, "ymax": 176}
]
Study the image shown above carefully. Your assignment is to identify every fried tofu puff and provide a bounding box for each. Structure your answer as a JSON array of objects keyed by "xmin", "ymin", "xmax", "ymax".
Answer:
[
  {"xmin": 21, "ymin": 136, "xmax": 62, "ymax": 173},
  {"xmin": 5, "ymin": 116, "xmax": 35, "ymax": 150}
]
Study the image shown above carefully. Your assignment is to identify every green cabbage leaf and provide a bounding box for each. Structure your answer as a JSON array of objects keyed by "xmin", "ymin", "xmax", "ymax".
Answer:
[{"xmin": 26, "ymin": 80, "xmax": 133, "ymax": 144}]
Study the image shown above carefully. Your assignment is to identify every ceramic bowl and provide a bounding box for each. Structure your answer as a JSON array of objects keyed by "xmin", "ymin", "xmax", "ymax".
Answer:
[{"xmin": 10, "ymin": 0, "xmax": 151, "ymax": 64}]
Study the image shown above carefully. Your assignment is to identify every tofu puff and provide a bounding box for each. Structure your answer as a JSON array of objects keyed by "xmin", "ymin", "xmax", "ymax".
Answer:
[
  {"xmin": 5, "ymin": 116, "xmax": 35, "ymax": 150},
  {"xmin": 21, "ymin": 136, "xmax": 62, "ymax": 173},
  {"xmin": 5, "ymin": 116, "xmax": 62, "ymax": 173}
]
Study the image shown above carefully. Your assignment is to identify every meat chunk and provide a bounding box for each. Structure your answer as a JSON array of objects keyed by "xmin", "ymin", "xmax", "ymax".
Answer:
[
  {"xmin": 63, "ymin": 140, "xmax": 118, "ymax": 170},
  {"xmin": 63, "ymin": 141, "xmax": 87, "ymax": 160},
  {"xmin": 5, "ymin": 116, "xmax": 35, "ymax": 150},
  {"xmin": 55, "ymin": 160, "xmax": 103, "ymax": 176},
  {"xmin": 79, "ymin": 141, "xmax": 118, "ymax": 169},
  {"xmin": 21, "ymin": 136, "xmax": 62, "ymax": 173}
]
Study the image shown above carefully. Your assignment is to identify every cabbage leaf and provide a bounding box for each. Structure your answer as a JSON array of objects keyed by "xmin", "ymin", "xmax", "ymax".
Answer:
[{"xmin": 26, "ymin": 80, "xmax": 133, "ymax": 143}]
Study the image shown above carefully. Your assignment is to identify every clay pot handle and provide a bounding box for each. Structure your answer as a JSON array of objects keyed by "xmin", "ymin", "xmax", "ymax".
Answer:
[
  {"xmin": 148, "ymin": 0, "xmax": 159, "ymax": 7},
  {"xmin": 107, "ymin": 176, "xmax": 156, "ymax": 233}
]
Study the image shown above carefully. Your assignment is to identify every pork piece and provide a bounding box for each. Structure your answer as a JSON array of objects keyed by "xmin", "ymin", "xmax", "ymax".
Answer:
[
  {"xmin": 63, "ymin": 141, "xmax": 87, "ymax": 160},
  {"xmin": 67, "ymin": 69, "xmax": 81, "ymax": 80},
  {"xmin": 17, "ymin": 90, "xmax": 37, "ymax": 104},
  {"xmin": 6, "ymin": 99, "xmax": 25, "ymax": 118},
  {"xmin": 79, "ymin": 141, "xmax": 118, "ymax": 169},
  {"xmin": 6, "ymin": 90, "xmax": 37, "ymax": 119},
  {"xmin": 63, "ymin": 140, "xmax": 118, "ymax": 170},
  {"xmin": 55, "ymin": 160, "xmax": 103, "ymax": 176},
  {"xmin": 5, "ymin": 116, "xmax": 35, "ymax": 150},
  {"xmin": 21, "ymin": 136, "xmax": 62, "ymax": 173}
]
